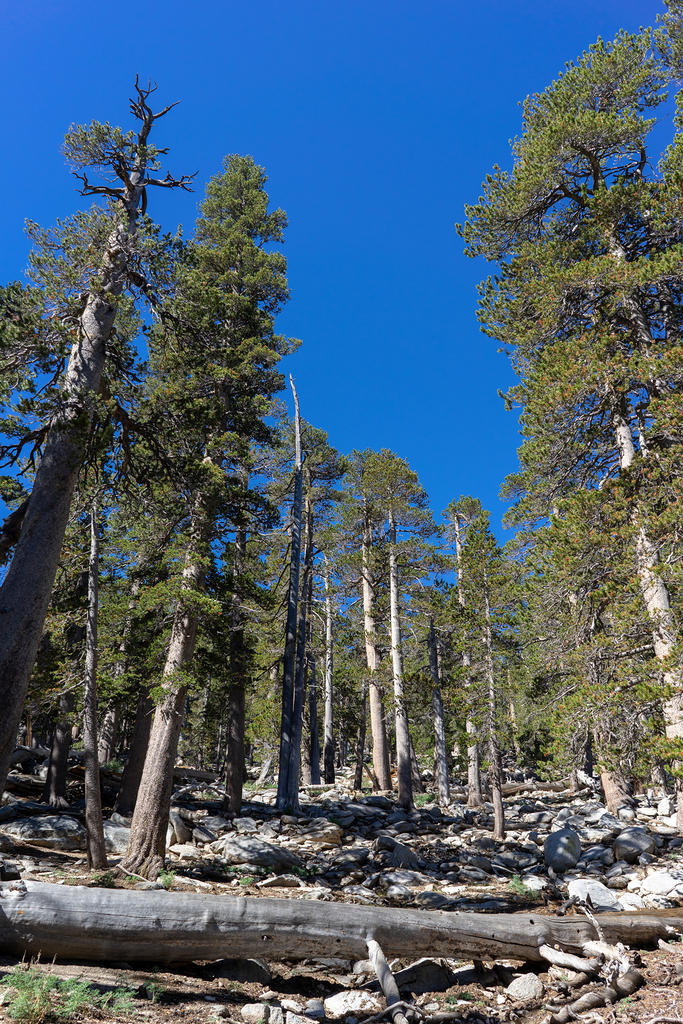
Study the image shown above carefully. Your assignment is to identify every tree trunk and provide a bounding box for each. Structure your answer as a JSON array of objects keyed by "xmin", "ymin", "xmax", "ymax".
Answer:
[
  {"xmin": 114, "ymin": 687, "xmax": 153, "ymax": 818},
  {"xmin": 286, "ymin": 489, "xmax": 313, "ymax": 811},
  {"xmin": 83, "ymin": 504, "xmax": 107, "ymax": 870},
  {"xmin": 453, "ymin": 514, "xmax": 482, "ymax": 807},
  {"xmin": 276, "ymin": 377, "xmax": 304, "ymax": 811},
  {"xmin": 354, "ymin": 680, "xmax": 368, "ymax": 791},
  {"xmin": 0, "ymin": 96, "xmax": 166, "ymax": 794},
  {"xmin": 600, "ymin": 768, "xmax": 634, "ymax": 816},
  {"xmin": 429, "ymin": 619, "xmax": 450, "ymax": 805},
  {"xmin": 121, "ymin": 507, "xmax": 207, "ymax": 878},
  {"xmin": 3, "ymin": 881, "xmax": 682, "ymax": 964},
  {"xmin": 308, "ymin": 658, "xmax": 321, "ymax": 786},
  {"xmin": 223, "ymin": 488, "xmax": 248, "ymax": 818},
  {"xmin": 322, "ymin": 558, "xmax": 335, "ymax": 784},
  {"xmin": 484, "ymin": 582, "xmax": 505, "ymax": 841},
  {"xmin": 362, "ymin": 509, "xmax": 392, "ymax": 792},
  {"xmin": 97, "ymin": 704, "xmax": 120, "ymax": 767},
  {"xmin": 41, "ymin": 691, "xmax": 75, "ymax": 809},
  {"xmin": 388, "ymin": 512, "xmax": 412, "ymax": 810}
]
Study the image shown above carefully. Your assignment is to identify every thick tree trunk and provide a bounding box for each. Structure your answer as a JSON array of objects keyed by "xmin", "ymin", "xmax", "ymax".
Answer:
[
  {"xmin": 276, "ymin": 378, "xmax": 304, "ymax": 811},
  {"xmin": 600, "ymin": 769, "xmax": 634, "ymax": 816},
  {"xmin": 83, "ymin": 505, "xmax": 107, "ymax": 870},
  {"xmin": 121, "ymin": 507, "xmax": 207, "ymax": 878},
  {"xmin": 613, "ymin": 403, "xmax": 682, "ymax": 831},
  {"xmin": 388, "ymin": 513, "xmax": 412, "ymax": 810},
  {"xmin": 362, "ymin": 510, "xmax": 392, "ymax": 792},
  {"xmin": 0, "ymin": 100, "xmax": 165, "ymax": 794},
  {"xmin": 2, "ymin": 881, "xmax": 682, "ymax": 964},
  {"xmin": 322, "ymin": 559, "xmax": 335, "ymax": 784},
  {"xmin": 429, "ymin": 620, "xmax": 450, "ymax": 805},
  {"xmin": 114, "ymin": 687, "xmax": 153, "ymax": 818},
  {"xmin": 354, "ymin": 679, "xmax": 368, "ymax": 791},
  {"xmin": 41, "ymin": 691, "xmax": 75, "ymax": 809},
  {"xmin": 285, "ymin": 492, "xmax": 313, "ymax": 811}
]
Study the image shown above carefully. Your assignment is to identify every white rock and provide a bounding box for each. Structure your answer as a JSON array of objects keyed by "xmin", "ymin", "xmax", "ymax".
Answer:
[
  {"xmin": 324, "ymin": 992, "xmax": 382, "ymax": 1017},
  {"xmin": 506, "ymin": 974, "xmax": 544, "ymax": 1001},
  {"xmin": 241, "ymin": 1004, "xmax": 269, "ymax": 1024},
  {"xmin": 640, "ymin": 870, "xmax": 681, "ymax": 895},
  {"xmin": 567, "ymin": 878, "xmax": 622, "ymax": 911},
  {"xmin": 618, "ymin": 893, "xmax": 646, "ymax": 910}
]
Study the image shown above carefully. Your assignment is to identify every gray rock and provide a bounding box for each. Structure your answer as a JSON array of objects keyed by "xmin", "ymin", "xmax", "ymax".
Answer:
[
  {"xmin": 241, "ymin": 1004, "xmax": 269, "ymax": 1024},
  {"xmin": 102, "ymin": 820, "xmax": 131, "ymax": 856},
  {"xmin": 207, "ymin": 959, "xmax": 272, "ymax": 985},
  {"xmin": 387, "ymin": 840, "xmax": 421, "ymax": 869},
  {"xmin": 213, "ymin": 836, "xmax": 303, "ymax": 871},
  {"xmin": 376, "ymin": 958, "xmax": 456, "ymax": 995},
  {"xmin": 613, "ymin": 827, "xmax": 655, "ymax": 864},
  {"xmin": 544, "ymin": 828, "xmax": 581, "ymax": 872},
  {"xmin": 640, "ymin": 870, "xmax": 682, "ymax": 895},
  {"xmin": 169, "ymin": 810, "xmax": 192, "ymax": 845},
  {"xmin": 413, "ymin": 891, "xmax": 450, "ymax": 909},
  {"xmin": 0, "ymin": 858, "xmax": 21, "ymax": 880},
  {"xmin": 203, "ymin": 815, "xmax": 233, "ymax": 836},
  {"xmin": 258, "ymin": 874, "xmax": 304, "ymax": 888},
  {"xmin": 0, "ymin": 815, "xmax": 86, "ymax": 851},
  {"xmin": 566, "ymin": 878, "xmax": 622, "ymax": 910},
  {"xmin": 304, "ymin": 999, "xmax": 325, "ymax": 1020},
  {"xmin": 506, "ymin": 973, "xmax": 544, "ymax": 1001}
]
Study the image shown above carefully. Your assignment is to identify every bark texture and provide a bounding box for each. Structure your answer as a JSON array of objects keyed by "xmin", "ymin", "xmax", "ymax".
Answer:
[
  {"xmin": 362, "ymin": 510, "xmax": 392, "ymax": 792},
  {"xmin": 388, "ymin": 512, "xmax": 412, "ymax": 810},
  {"xmin": 429, "ymin": 619, "xmax": 450, "ymax": 805},
  {"xmin": 83, "ymin": 505, "xmax": 107, "ymax": 870}
]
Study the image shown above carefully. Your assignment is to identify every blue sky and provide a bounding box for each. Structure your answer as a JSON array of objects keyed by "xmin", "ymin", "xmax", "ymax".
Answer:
[{"xmin": 0, "ymin": 0, "xmax": 662, "ymax": 534}]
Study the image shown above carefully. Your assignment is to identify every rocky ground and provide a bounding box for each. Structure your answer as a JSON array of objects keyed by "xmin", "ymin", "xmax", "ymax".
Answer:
[{"xmin": 0, "ymin": 768, "xmax": 681, "ymax": 1024}]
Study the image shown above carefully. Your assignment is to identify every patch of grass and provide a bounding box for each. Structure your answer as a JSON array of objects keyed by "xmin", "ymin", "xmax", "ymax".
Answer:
[
  {"xmin": 157, "ymin": 869, "xmax": 176, "ymax": 890},
  {"xmin": 413, "ymin": 793, "xmax": 435, "ymax": 807},
  {"xmin": 90, "ymin": 870, "xmax": 117, "ymax": 888},
  {"xmin": 239, "ymin": 875, "xmax": 255, "ymax": 886},
  {"xmin": 508, "ymin": 874, "xmax": 536, "ymax": 899},
  {"xmin": 140, "ymin": 981, "xmax": 166, "ymax": 1004},
  {"xmin": 0, "ymin": 966, "xmax": 136, "ymax": 1023}
]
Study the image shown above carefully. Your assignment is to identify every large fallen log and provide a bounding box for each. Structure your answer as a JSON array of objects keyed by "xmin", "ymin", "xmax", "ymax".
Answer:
[{"xmin": 1, "ymin": 881, "xmax": 682, "ymax": 965}]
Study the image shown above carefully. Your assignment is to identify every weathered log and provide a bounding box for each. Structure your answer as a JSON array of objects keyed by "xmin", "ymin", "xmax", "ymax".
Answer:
[{"xmin": 1, "ymin": 882, "xmax": 682, "ymax": 965}]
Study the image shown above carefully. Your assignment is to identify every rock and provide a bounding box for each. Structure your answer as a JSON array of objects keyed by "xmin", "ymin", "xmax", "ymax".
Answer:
[
  {"xmin": 303, "ymin": 999, "xmax": 325, "ymax": 1020},
  {"xmin": 102, "ymin": 820, "xmax": 131, "ymax": 856},
  {"xmin": 381, "ymin": 869, "xmax": 426, "ymax": 887},
  {"xmin": 386, "ymin": 884, "xmax": 412, "ymax": 898},
  {"xmin": 640, "ymin": 870, "xmax": 682, "ymax": 895},
  {"xmin": 324, "ymin": 992, "xmax": 382, "ymax": 1018},
  {"xmin": 613, "ymin": 827, "xmax": 655, "ymax": 863},
  {"xmin": 301, "ymin": 822, "xmax": 343, "ymax": 849},
  {"xmin": 413, "ymin": 891, "xmax": 450, "ymax": 909},
  {"xmin": 387, "ymin": 958, "xmax": 456, "ymax": 995},
  {"xmin": 167, "ymin": 843, "xmax": 198, "ymax": 859},
  {"xmin": 0, "ymin": 858, "xmax": 21, "ymax": 880},
  {"xmin": 241, "ymin": 1004, "xmax": 270, "ymax": 1024},
  {"xmin": 234, "ymin": 817, "xmax": 260, "ymax": 833},
  {"xmin": 0, "ymin": 833, "xmax": 16, "ymax": 853},
  {"xmin": 544, "ymin": 828, "xmax": 581, "ymax": 872},
  {"xmin": 213, "ymin": 836, "xmax": 303, "ymax": 871},
  {"xmin": 618, "ymin": 892, "xmax": 646, "ymax": 910},
  {"xmin": 657, "ymin": 797, "xmax": 671, "ymax": 817},
  {"xmin": 0, "ymin": 815, "xmax": 86, "ymax": 851},
  {"xmin": 258, "ymin": 874, "xmax": 304, "ymax": 888},
  {"xmin": 387, "ymin": 840, "xmax": 422, "ymax": 869},
  {"xmin": 566, "ymin": 878, "xmax": 622, "ymax": 911},
  {"xmin": 506, "ymin": 973, "xmax": 544, "ymax": 1001},
  {"xmin": 519, "ymin": 874, "xmax": 547, "ymax": 892},
  {"xmin": 203, "ymin": 816, "xmax": 233, "ymax": 836}
]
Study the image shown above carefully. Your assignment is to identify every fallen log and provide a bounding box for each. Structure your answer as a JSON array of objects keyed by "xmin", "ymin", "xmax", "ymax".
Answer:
[{"xmin": 1, "ymin": 881, "xmax": 682, "ymax": 965}]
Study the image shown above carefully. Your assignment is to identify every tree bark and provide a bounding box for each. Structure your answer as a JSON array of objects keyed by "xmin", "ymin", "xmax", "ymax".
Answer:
[
  {"xmin": 41, "ymin": 691, "xmax": 75, "ymax": 809},
  {"xmin": 483, "ymin": 582, "xmax": 505, "ymax": 841},
  {"xmin": 97, "ymin": 704, "xmax": 120, "ymax": 767},
  {"xmin": 354, "ymin": 679, "xmax": 368, "ymax": 791},
  {"xmin": 362, "ymin": 508, "xmax": 392, "ymax": 792},
  {"xmin": 388, "ymin": 511, "xmax": 412, "ymax": 810},
  {"xmin": 223, "ymin": 483, "xmax": 248, "ymax": 818},
  {"xmin": 114, "ymin": 687, "xmax": 153, "ymax": 818},
  {"xmin": 83, "ymin": 504, "xmax": 107, "ymax": 870},
  {"xmin": 276, "ymin": 377, "xmax": 304, "ymax": 811},
  {"xmin": 429, "ymin": 619, "xmax": 450, "ymax": 805},
  {"xmin": 453, "ymin": 514, "xmax": 482, "ymax": 807},
  {"xmin": 0, "ymin": 88, "xmax": 176, "ymax": 795},
  {"xmin": 121, "ymin": 505, "xmax": 207, "ymax": 878},
  {"xmin": 285, "ymin": 487, "xmax": 313, "ymax": 811},
  {"xmin": 322, "ymin": 558, "xmax": 335, "ymax": 784},
  {"xmin": 2, "ymin": 881, "xmax": 682, "ymax": 964},
  {"xmin": 308, "ymin": 657, "xmax": 321, "ymax": 786}
]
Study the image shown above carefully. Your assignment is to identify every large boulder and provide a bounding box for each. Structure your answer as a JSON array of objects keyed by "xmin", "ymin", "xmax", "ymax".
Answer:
[
  {"xmin": 544, "ymin": 828, "xmax": 581, "ymax": 872},
  {"xmin": 566, "ymin": 878, "xmax": 622, "ymax": 911},
  {"xmin": 613, "ymin": 827, "xmax": 655, "ymax": 864},
  {"xmin": 102, "ymin": 820, "xmax": 131, "ymax": 856},
  {"xmin": 212, "ymin": 836, "xmax": 303, "ymax": 871},
  {"xmin": 0, "ymin": 815, "xmax": 86, "ymax": 851}
]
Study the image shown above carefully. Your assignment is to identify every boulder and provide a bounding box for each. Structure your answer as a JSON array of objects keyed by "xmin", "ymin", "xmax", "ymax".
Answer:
[
  {"xmin": 213, "ymin": 836, "xmax": 303, "ymax": 871},
  {"xmin": 102, "ymin": 820, "xmax": 131, "ymax": 856},
  {"xmin": 506, "ymin": 973, "xmax": 544, "ymax": 1001},
  {"xmin": 0, "ymin": 815, "xmax": 86, "ymax": 851},
  {"xmin": 566, "ymin": 878, "xmax": 622, "ymax": 911},
  {"xmin": 544, "ymin": 828, "xmax": 581, "ymax": 872},
  {"xmin": 613, "ymin": 827, "xmax": 655, "ymax": 864},
  {"xmin": 324, "ymin": 992, "xmax": 382, "ymax": 1018},
  {"xmin": 241, "ymin": 1004, "xmax": 269, "ymax": 1024},
  {"xmin": 640, "ymin": 870, "xmax": 682, "ymax": 896}
]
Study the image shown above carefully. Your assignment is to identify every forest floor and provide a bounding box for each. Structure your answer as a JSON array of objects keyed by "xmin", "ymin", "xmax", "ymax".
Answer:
[{"xmin": 0, "ymin": 772, "xmax": 681, "ymax": 1024}]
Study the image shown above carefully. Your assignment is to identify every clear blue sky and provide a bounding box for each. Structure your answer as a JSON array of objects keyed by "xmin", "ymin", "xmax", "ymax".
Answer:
[{"xmin": 0, "ymin": 0, "xmax": 661, "ymax": 534}]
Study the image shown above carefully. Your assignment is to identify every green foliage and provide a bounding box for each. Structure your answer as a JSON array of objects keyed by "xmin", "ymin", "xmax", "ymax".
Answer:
[
  {"xmin": 0, "ymin": 966, "xmax": 136, "ymax": 1023},
  {"xmin": 157, "ymin": 869, "xmax": 176, "ymax": 890},
  {"xmin": 90, "ymin": 870, "xmax": 117, "ymax": 888}
]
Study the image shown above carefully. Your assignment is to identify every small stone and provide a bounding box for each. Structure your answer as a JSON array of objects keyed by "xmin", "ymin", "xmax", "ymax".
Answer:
[
  {"xmin": 506, "ymin": 973, "xmax": 544, "ymax": 1001},
  {"xmin": 304, "ymin": 999, "xmax": 325, "ymax": 1020}
]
